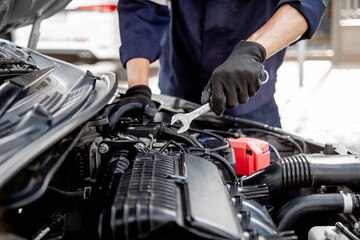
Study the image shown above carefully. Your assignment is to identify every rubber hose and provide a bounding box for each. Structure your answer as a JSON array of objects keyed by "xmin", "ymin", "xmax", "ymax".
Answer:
[
  {"xmin": 276, "ymin": 193, "xmax": 358, "ymax": 231},
  {"xmin": 242, "ymin": 154, "xmax": 360, "ymax": 196},
  {"xmin": 158, "ymin": 127, "xmax": 203, "ymax": 148}
]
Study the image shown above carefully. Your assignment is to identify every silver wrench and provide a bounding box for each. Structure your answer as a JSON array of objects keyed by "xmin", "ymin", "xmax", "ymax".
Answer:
[
  {"xmin": 170, "ymin": 70, "xmax": 269, "ymax": 133},
  {"xmin": 171, "ymin": 103, "xmax": 211, "ymax": 133}
]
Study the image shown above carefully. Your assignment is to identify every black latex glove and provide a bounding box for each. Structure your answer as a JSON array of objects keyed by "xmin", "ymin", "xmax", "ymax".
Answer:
[
  {"xmin": 103, "ymin": 85, "xmax": 157, "ymax": 128},
  {"xmin": 201, "ymin": 41, "xmax": 266, "ymax": 116}
]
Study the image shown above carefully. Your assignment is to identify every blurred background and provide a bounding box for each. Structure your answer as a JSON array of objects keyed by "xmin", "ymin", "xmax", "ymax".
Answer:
[{"xmin": 6, "ymin": 0, "xmax": 360, "ymax": 152}]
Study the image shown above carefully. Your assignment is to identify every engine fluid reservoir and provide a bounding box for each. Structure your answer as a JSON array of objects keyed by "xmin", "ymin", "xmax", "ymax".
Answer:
[{"xmin": 228, "ymin": 137, "xmax": 270, "ymax": 176}]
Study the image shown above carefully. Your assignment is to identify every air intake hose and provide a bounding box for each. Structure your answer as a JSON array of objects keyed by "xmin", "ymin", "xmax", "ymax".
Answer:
[{"xmin": 242, "ymin": 154, "xmax": 360, "ymax": 196}]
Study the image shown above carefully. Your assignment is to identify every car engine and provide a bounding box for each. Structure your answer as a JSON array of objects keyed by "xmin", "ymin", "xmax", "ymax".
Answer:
[{"xmin": 1, "ymin": 39, "xmax": 360, "ymax": 240}]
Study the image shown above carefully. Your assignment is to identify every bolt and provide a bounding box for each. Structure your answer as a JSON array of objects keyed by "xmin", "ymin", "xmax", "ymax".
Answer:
[
  {"xmin": 354, "ymin": 222, "xmax": 360, "ymax": 230},
  {"xmin": 98, "ymin": 143, "xmax": 109, "ymax": 154}
]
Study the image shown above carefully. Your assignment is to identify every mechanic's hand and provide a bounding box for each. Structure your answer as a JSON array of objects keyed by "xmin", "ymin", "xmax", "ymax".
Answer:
[
  {"xmin": 103, "ymin": 85, "xmax": 157, "ymax": 128},
  {"xmin": 201, "ymin": 41, "xmax": 266, "ymax": 116}
]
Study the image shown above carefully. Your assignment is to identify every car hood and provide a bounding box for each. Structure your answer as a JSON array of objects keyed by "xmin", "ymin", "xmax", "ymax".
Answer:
[
  {"xmin": 0, "ymin": 0, "xmax": 71, "ymax": 33},
  {"xmin": 0, "ymin": 39, "xmax": 117, "ymax": 208}
]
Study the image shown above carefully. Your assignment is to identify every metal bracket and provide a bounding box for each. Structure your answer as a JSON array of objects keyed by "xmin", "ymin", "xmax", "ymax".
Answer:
[{"xmin": 28, "ymin": 18, "xmax": 42, "ymax": 50}]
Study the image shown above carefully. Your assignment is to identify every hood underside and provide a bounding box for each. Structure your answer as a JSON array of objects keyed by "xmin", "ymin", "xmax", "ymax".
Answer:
[
  {"xmin": 0, "ymin": 39, "xmax": 117, "ymax": 207},
  {"xmin": 0, "ymin": 0, "xmax": 71, "ymax": 33}
]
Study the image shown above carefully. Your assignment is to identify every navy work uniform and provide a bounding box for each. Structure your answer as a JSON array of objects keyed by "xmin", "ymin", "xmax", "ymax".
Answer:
[{"xmin": 117, "ymin": 0, "xmax": 326, "ymax": 127}]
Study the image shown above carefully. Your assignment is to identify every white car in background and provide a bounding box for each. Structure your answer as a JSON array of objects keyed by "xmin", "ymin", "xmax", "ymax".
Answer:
[{"xmin": 12, "ymin": 0, "xmax": 120, "ymax": 62}]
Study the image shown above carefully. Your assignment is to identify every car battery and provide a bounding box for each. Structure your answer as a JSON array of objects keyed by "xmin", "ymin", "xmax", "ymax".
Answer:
[{"xmin": 228, "ymin": 137, "xmax": 270, "ymax": 176}]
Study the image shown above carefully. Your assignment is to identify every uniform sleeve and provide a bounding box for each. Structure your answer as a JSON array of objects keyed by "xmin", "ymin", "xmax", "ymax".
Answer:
[
  {"xmin": 277, "ymin": 0, "xmax": 326, "ymax": 40},
  {"xmin": 117, "ymin": 0, "xmax": 170, "ymax": 67}
]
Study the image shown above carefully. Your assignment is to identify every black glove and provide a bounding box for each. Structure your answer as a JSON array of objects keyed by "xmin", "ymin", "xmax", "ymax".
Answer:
[
  {"xmin": 103, "ymin": 85, "xmax": 157, "ymax": 128},
  {"xmin": 201, "ymin": 41, "xmax": 266, "ymax": 116}
]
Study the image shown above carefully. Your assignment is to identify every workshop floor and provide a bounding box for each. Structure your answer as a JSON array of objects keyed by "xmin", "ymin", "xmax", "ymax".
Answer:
[{"xmin": 80, "ymin": 60, "xmax": 360, "ymax": 153}]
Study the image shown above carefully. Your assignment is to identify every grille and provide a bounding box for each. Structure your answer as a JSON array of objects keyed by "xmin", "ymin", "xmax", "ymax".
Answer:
[{"xmin": 40, "ymin": 91, "xmax": 63, "ymax": 112}]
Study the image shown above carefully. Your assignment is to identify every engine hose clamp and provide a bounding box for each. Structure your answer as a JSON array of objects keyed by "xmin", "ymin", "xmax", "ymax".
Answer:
[{"xmin": 340, "ymin": 191, "xmax": 353, "ymax": 213}]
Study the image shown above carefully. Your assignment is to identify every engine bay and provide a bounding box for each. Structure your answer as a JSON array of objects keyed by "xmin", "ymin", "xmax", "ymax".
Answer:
[
  {"xmin": 2, "ymin": 95, "xmax": 360, "ymax": 240},
  {"xmin": 1, "ymin": 40, "xmax": 360, "ymax": 240}
]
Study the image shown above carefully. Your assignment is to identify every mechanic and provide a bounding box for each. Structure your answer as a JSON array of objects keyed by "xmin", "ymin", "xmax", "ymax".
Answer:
[{"xmin": 108, "ymin": 0, "xmax": 325, "ymax": 128}]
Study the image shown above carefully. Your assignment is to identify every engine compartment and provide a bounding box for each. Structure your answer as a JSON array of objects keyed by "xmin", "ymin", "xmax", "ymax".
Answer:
[
  {"xmin": 2, "ymin": 93, "xmax": 360, "ymax": 240},
  {"xmin": 1, "ymin": 40, "xmax": 360, "ymax": 240}
]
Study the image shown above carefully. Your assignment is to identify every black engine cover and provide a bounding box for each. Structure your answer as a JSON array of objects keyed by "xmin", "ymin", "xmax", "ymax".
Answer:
[{"xmin": 97, "ymin": 152, "xmax": 242, "ymax": 240}]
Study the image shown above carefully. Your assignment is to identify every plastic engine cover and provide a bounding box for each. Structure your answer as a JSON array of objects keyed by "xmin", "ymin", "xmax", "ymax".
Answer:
[{"xmin": 97, "ymin": 152, "xmax": 242, "ymax": 240}]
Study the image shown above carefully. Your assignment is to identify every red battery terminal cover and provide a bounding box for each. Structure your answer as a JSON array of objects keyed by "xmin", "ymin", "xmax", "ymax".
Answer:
[{"xmin": 228, "ymin": 137, "xmax": 270, "ymax": 176}]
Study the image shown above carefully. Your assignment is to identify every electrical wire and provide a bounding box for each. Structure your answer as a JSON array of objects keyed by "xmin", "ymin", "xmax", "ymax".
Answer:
[
  {"xmin": 203, "ymin": 129, "xmax": 241, "ymax": 138},
  {"xmin": 241, "ymin": 128, "xmax": 304, "ymax": 153},
  {"xmin": 269, "ymin": 143, "xmax": 281, "ymax": 160},
  {"xmin": 47, "ymin": 186, "xmax": 84, "ymax": 198},
  {"xmin": 209, "ymin": 152, "xmax": 237, "ymax": 181},
  {"xmin": 186, "ymin": 127, "xmax": 229, "ymax": 152},
  {"xmin": 188, "ymin": 127, "xmax": 227, "ymax": 143},
  {"xmin": 223, "ymin": 115, "xmax": 307, "ymax": 151},
  {"xmin": 159, "ymin": 140, "xmax": 186, "ymax": 153},
  {"xmin": 191, "ymin": 150, "xmax": 237, "ymax": 182}
]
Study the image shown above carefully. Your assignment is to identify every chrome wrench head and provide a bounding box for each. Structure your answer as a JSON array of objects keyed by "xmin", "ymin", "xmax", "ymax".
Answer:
[
  {"xmin": 171, "ymin": 103, "xmax": 211, "ymax": 134},
  {"xmin": 171, "ymin": 113, "xmax": 191, "ymax": 133}
]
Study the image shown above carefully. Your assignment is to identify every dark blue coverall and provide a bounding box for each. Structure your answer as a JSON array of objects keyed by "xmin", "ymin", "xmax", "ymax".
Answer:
[{"xmin": 117, "ymin": 0, "xmax": 325, "ymax": 127}]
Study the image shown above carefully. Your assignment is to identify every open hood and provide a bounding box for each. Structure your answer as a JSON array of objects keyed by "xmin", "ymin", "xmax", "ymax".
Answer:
[
  {"xmin": 0, "ymin": 39, "xmax": 117, "ymax": 209},
  {"xmin": 0, "ymin": 0, "xmax": 71, "ymax": 33}
]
